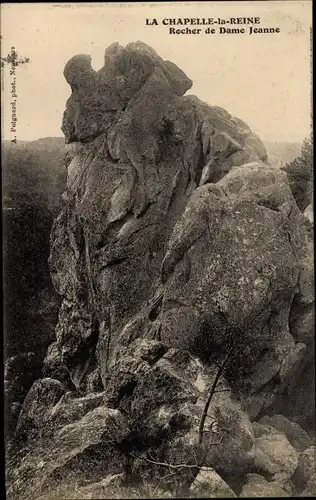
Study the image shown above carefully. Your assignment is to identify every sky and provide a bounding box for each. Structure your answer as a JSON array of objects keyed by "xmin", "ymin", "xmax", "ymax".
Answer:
[{"xmin": 1, "ymin": 1, "xmax": 312, "ymax": 143}]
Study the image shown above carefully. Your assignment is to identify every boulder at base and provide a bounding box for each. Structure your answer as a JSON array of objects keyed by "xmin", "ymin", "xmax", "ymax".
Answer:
[{"xmin": 189, "ymin": 469, "xmax": 237, "ymax": 498}]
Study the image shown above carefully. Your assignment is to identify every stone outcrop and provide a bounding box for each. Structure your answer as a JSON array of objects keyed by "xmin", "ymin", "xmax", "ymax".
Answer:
[
  {"xmin": 292, "ymin": 445, "xmax": 316, "ymax": 492},
  {"xmin": 240, "ymin": 473, "xmax": 292, "ymax": 497},
  {"xmin": 190, "ymin": 469, "xmax": 237, "ymax": 497},
  {"xmin": 6, "ymin": 42, "xmax": 314, "ymax": 499},
  {"xmin": 281, "ymin": 149, "xmax": 313, "ymax": 212},
  {"xmin": 14, "ymin": 378, "xmax": 66, "ymax": 440},
  {"xmin": 4, "ymin": 352, "xmax": 43, "ymax": 437},
  {"xmin": 7, "ymin": 406, "xmax": 129, "ymax": 500},
  {"xmin": 304, "ymin": 203, "xmax": 313, "ymax": 224},
  {"xmin": 258, "ymin": 415, "xmax": 311, "ymax": 452},
  {"xmin": 253, "ymin": 431, "xmax": 298, "ymax": 480}
]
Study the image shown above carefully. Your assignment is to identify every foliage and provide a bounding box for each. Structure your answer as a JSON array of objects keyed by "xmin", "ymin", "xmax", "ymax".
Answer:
[
  {"xmin": 3, "ymin": 139, "xmax": 66, "ymax": 358},
  {"xmin": 287, "ymin": 134, "xmax": 313, "ymax": 175},
  {"xmin": 283, "ymin": 133, "xmax": 313, "ymax": 211}
]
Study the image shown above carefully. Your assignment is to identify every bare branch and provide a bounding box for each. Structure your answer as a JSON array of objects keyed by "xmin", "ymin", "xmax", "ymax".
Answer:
[
  {"xmin": 158, "ymin": 471, "xmax": 177, "ymax": 483},
  {"xmin": 130, "ymin": 452, "xmax": 214, "ymax": 472},
  {"xmin": 203, "ymin": 419, "xmax": 218, "ymax": 432},
  {"xmin": 129, "ymin": 298, "xmax": 275, "ymax": 482},
  {"xmin": 204, "ymin": 414, "xmax": 216, "ymax": 420}
]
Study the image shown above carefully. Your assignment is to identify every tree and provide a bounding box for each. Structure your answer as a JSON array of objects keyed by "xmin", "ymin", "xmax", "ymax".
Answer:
[
  {"xmin": 282, "ymin": 133, "xmax": 313, "ymax": 211},
  {"xmin": 129, "ymin": 294, "xmax": 276, "ymax": 497},
  {"xmin": 0, "ymin": 37, "xmax": 30, "ymax": 68},
  {"xmin": 290, "ymin": 134, "xmax": 313, "ymax": 174}
]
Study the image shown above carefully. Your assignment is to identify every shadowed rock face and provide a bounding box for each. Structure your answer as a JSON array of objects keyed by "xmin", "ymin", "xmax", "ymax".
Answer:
[
  {"xmin": 7, "ymin": 42, "xmax": 314, "ymax": 500},
  {"xmin": 47, "ymin": 42, "xmax": 275, "ymax": 390}
]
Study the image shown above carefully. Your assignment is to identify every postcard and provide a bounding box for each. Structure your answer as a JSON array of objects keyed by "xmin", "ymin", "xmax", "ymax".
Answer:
[{"xmin": 2, "ymin": 2, "xmax": 314, "ymax": 499}]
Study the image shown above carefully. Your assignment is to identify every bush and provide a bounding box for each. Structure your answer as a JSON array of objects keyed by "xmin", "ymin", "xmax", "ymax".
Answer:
[{"xmin": 282, "ymin": 134, "xmax": 313, "ymax": 211}]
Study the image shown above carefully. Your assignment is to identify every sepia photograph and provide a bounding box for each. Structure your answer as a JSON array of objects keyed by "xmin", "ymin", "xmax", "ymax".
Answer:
[{"xmin": 1, "ymin": 1, "xmax": 314, "ymax": 498}]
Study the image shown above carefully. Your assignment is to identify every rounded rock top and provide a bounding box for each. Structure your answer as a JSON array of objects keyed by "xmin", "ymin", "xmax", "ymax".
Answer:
[{"xmin": 63, "ymin": 54, "xmax": 94, "ymax": 86}]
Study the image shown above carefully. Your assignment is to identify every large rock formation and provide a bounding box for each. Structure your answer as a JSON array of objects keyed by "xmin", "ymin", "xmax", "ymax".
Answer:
[{"xmin": 6, "ymin": 42, "xmax": 314, "ymax": 500}]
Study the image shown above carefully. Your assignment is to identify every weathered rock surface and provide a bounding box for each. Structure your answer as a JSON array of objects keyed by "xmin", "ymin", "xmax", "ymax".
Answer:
[
  {"xmin": 292, "ymin": 445, "xmax": 316, "ymax": 492},
  {"xmin": 107, "ymin": 339, "xmax": 254, "ymax": 487},
  {"xmin": 46, "ymin": 390, "xmax": 106, "ymax": 430},
  {"xmin": 189, "ymin": 469, "xmax": 237, "ymax": 497},
  {"xmin": 7, "ymin": 41, "xmax": 314, "ymax": 499},
  {"xmin": 258, "ymin": 415, "xmax": 311, "ymax": 452},
  {"xmin": 61, "ymin": 473, "xmax": 126, "ymax": 499},
  {"xmin": 240, "ymin": 473, "xmax": 292, "ymax": 497},
  {"xmin": 7, "ymin": 406, "xmax": 129, "ymax": 500}
]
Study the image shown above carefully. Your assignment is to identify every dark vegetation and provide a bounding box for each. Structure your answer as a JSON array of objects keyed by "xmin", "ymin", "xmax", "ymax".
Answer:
[
  {"xmin": 2, "ymin": 135, "xmax": 312, "ymax": 435},
  {"xmin": 3, "ymin": 138, "xmax": 66, "ymax": 361},
  {"xmin": 281, "ymin": 134, "xmax": 313, "ymax": 211}
]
